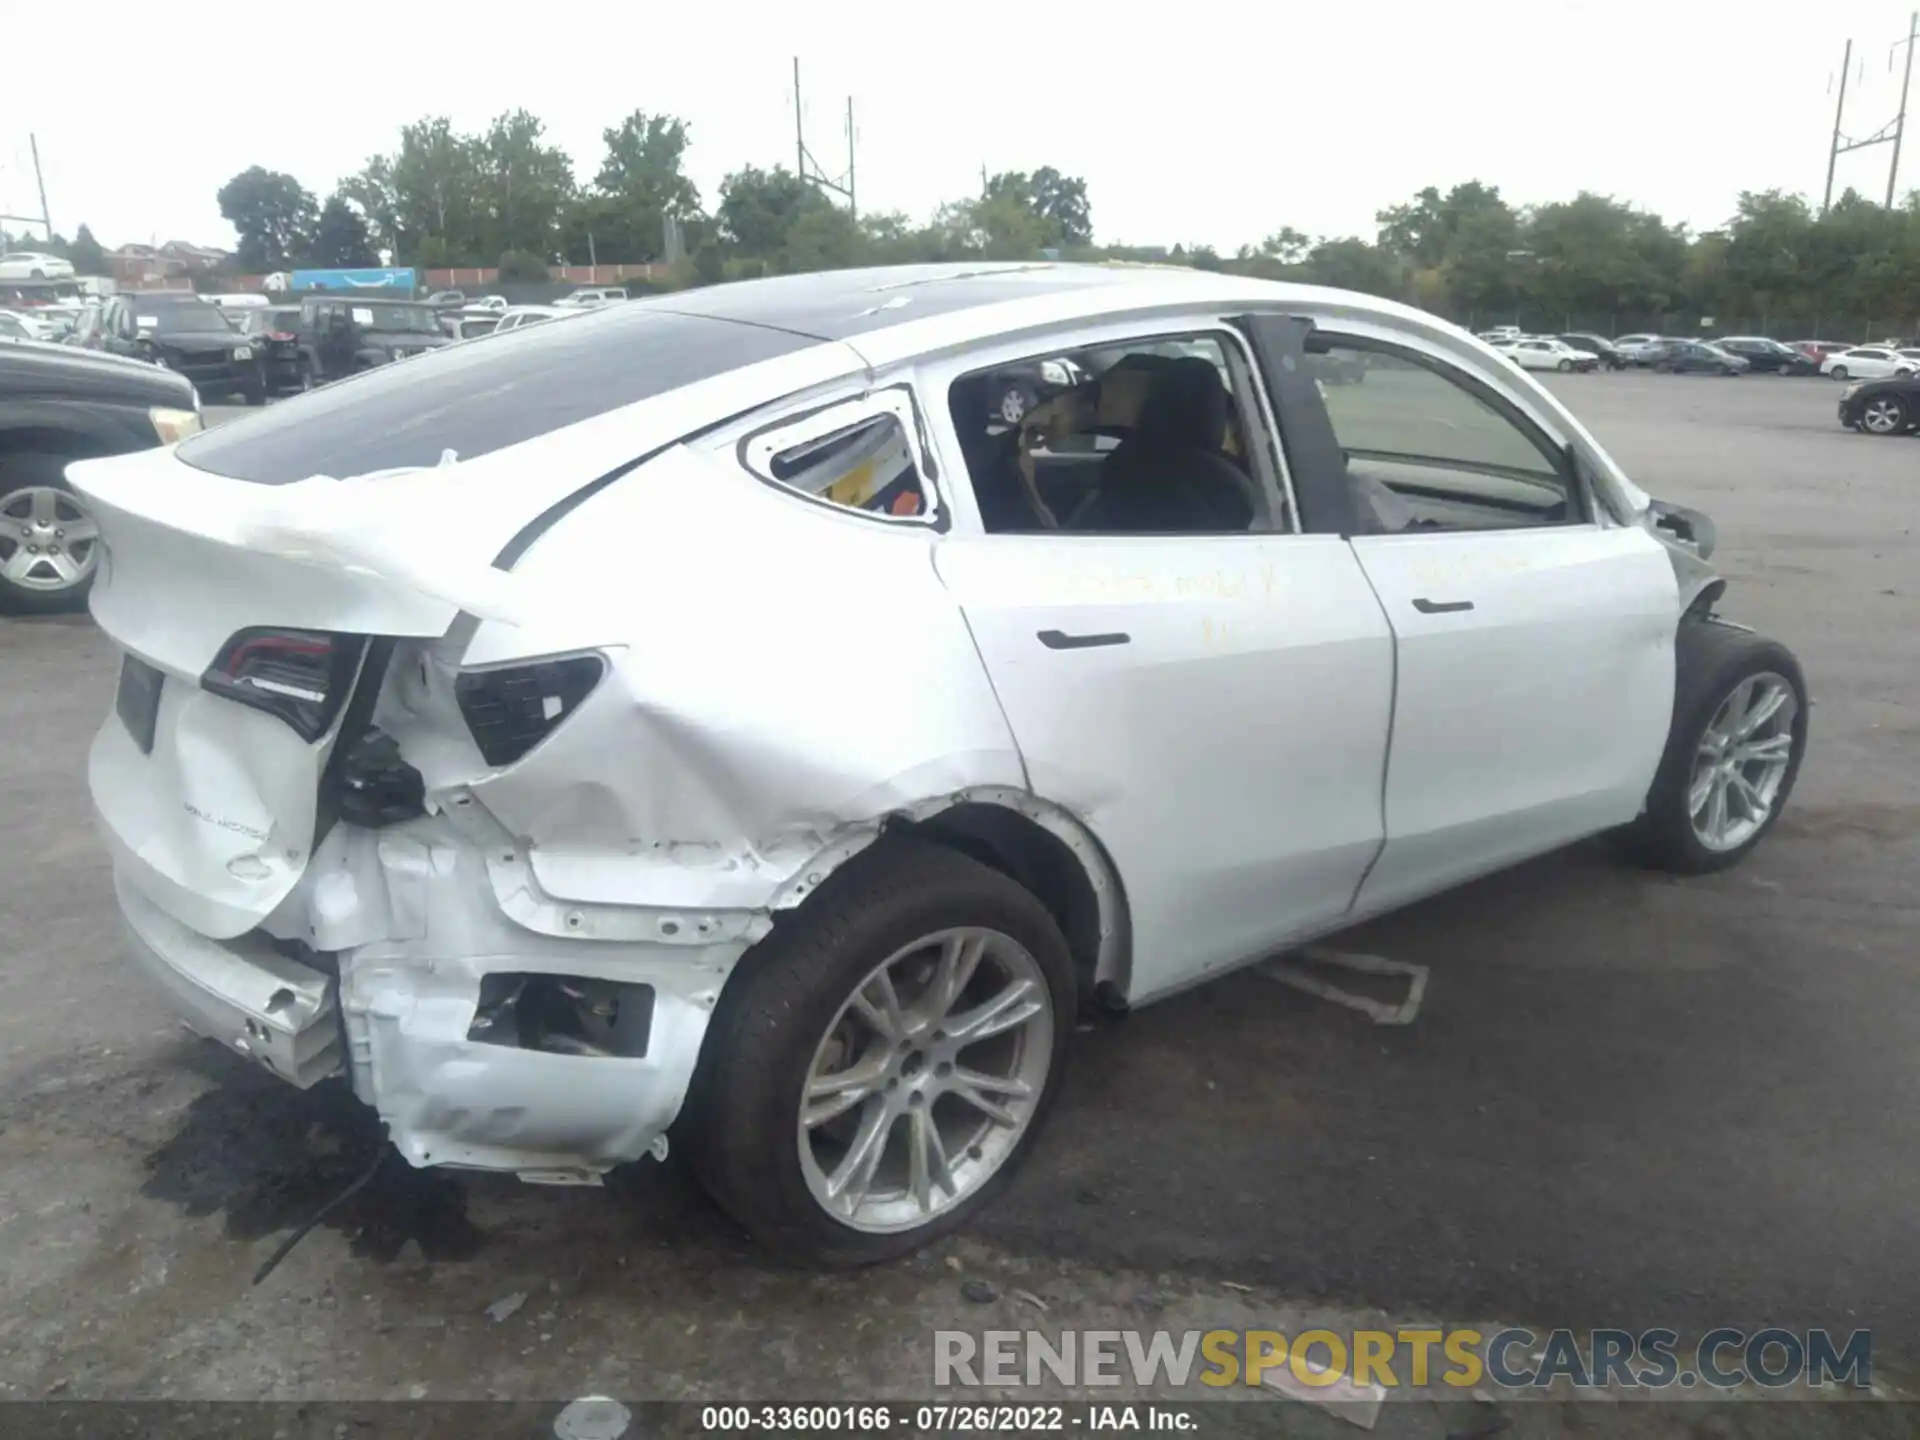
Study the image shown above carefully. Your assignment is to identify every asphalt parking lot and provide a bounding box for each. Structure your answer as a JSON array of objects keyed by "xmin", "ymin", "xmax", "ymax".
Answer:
[{"xmin": 3, "ymin": 372, "xmax": 1916, "ymax": 1433}]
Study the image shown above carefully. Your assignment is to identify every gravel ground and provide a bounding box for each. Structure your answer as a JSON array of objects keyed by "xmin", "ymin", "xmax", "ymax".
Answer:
[{"xmin": 3, "ymin": 372, "xmax": 1914, "ymax": 1436}]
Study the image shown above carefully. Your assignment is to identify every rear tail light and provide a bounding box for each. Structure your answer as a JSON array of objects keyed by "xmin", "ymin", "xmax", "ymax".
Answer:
[
  {"xmin": 202, "ymin": 628, "xmax": 367, "ymax": 741},
  {"xmin": 455, "ymin": 655, "xmax": 604, "ymax": 767}
]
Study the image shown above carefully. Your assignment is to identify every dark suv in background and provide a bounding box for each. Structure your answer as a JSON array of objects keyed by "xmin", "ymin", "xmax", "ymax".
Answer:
[
  {"xmin": 234, "ymin": 306, "xmax": 304, "ymax": 393},
  {"xmin": 1711, "ymin": 336, "xmax": 1818, "ymax": 374},
  {"xmin": 295, "ymin": 296, "xmax": 452, "ymax": 387},
  {"xmin": 76, "ymin": 293, "xmax": 265, "ymax": 404}
]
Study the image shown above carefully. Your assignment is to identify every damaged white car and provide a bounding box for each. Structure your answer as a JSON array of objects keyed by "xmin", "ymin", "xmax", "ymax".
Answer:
[{"xmin": 72, "ymin": 263, "xmax": 1808, "ymax": 1266}]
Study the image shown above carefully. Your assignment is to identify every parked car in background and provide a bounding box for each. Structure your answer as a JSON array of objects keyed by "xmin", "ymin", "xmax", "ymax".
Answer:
[
  {"xmin": 0, "ymin": 310, "xmax": 49, "ymax": 341},
  {"xmin": 0, "ymin": 251, "xmax": 75, "ymax": 281},
  {"xmin": 1793, "ymin": 340, "xmax": 1847, "ymax": 365},
  {"xmin": 1478, "ymin": 325, "xmax": 1522, "ymax": 341},
  {"xmin": 554, "ymin": 286, "xmax": 628, "ymax": 309},
  {"xmin": 109, "ymin": 294, "xmax": 265, "ymax": 405},
  {"xmin": 1560, "ymin": 333, "xmax": 1626, "ymax": 370},
  {"xmin": 1712, "ymin": 337, "xmax": 1816, "ymax": 374},
  {"xmin": 453, "ymin": 312, "xmax": 501, "ymax": 340},
  {"xmin": 1504, "ymin": 337, "xmax": 1600, "ymax": 372},
  {"xmin": 1612, "ymin": 334, "xmax": 1668, "ymax": 366},
  {"xmin": 294, "ymin": 295, "xmax": 453, "ymax": 387},
  {"xmin": 0, "ymin": 337, "xmax": 199, "ymax": 613},
  {"xmin": 1837, "ymin": 373, "xmax": 1920, "ymax": 434},
  {"xmin": 471, "ymin": 295, "xmax": 509, "ymax": 313},
  {"xmin": 234, "ymin": 306, "xmax": 304, "ymax": 393},
  {"xmin": 491, "ymin": 303, "xmax": 579, "ymax": 333},
  {"xmin": 1819, "ymin": 345, "xmax": 1920, "ymax": 381},
  {"xmin": 66, "ymin": 263, "xmax": 1807, "ymax": 1264},
  {"xmin": 1643, "ymin": 340, "xmax": 1748, "ymax": 376},
  {"xmin": 424, "ymin": 290, "xmax": 467, "ymax": 309}
]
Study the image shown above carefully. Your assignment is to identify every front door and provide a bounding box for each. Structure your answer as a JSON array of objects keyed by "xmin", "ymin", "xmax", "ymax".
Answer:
[
  {"xmin": 1275, "ymin": 331, "xmax": 1678, "ymax": 914},
  {"xmin": 923, "ymin": 323, "xmax": 1397, "ymax": 1003}
]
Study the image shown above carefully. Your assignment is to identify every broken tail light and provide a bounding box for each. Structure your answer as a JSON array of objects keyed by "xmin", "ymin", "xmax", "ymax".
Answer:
[
  {"xmin": 455, "ymin": 655, "xmax": 605, "ymax": 767},
  {"xmin": 201, "ymin": 628, "xmax": 367, "ymax": 742}
]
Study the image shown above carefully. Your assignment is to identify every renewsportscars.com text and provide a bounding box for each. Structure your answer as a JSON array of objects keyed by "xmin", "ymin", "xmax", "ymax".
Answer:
[{"xmin": 934, "ymin": 1327, "xmax": 1873, "ymax": 1392}]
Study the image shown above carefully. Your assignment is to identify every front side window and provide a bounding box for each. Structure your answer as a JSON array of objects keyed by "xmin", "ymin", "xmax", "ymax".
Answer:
[
  {"xmin": 1309, "ymin": 339, "xmax": 1580, "ymax": 534},
  {"xmin": 945, "ymin": 331, "xmax": 1279, "ymax": 535}
]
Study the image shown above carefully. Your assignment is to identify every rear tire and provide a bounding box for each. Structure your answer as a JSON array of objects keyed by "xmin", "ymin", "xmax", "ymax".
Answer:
[
  {"xmin": 1613, "ymin": 618, "xmax": 1808, "ymax": 874},
  {"xmin": 685, "ymin": 836, "xmax": 1075, "ymax": 1267},
  {"xmin": 1830, "ymin": 365, "xmax": 1849, "ymax": 381},
  {"xmin": 1556, "ymin": 358, "xmax": 1572, "ymax": 372}
]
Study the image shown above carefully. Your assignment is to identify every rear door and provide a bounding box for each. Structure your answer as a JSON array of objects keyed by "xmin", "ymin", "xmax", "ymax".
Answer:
[
  {"xmin": 1247, "ymin": 318, "xmax": 1677, "ymax": 915},
  {"xmin": 921, "ymin": 319, "xmax": 1396, "ymax": 1003}
]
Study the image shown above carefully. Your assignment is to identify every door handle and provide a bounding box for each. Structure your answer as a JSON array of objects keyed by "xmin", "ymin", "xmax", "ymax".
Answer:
[
  {"xmin": 1037, "ymin": 629, "xmax": 1131, "ymax": 650},
  {"xmin": 1411, "ymin": 597, "xmax": 1475, "ymax": 615}
]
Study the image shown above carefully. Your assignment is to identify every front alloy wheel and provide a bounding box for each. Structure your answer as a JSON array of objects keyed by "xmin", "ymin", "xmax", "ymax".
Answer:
[
  {"xmin": 1861, "ymin": 395, "xmax": 1909, "ymax": 434},
  {"xmin": 1688, "ymin": 673, "xmax": 1799, "ymax": 855},
  {"xmin": 1614, "ymin": 618, "xmax": 1807, "ymax": 873}
]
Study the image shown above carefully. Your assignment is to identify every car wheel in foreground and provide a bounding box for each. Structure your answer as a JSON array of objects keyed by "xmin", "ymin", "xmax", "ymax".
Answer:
[
  {"xmin": 1557, "ymin": 358, "xmax": 1572, "ymax": 372},
  {"xmin": 1615, "ymin": 618, "xmax": 1807, "ymax": 874},
  {"xmin": 0, "ymin": 456, "xmax": 100, "ymax": 615},
  {"xmin": 1860, "ymin": 395, "xmax": 1909, "ymax": 434},
  {"xmin": 687, "ymin": 836, "xmax": 1074, "ymax": 1267},
  {"xmin": 1829, "ymin": 366, "xmax": 1848, "ymax": 381}
]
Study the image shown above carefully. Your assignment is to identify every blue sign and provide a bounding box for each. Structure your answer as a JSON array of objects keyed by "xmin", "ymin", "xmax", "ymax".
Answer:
[{"xmin": 290, "ymin": 267, "xmax": 417, "ymax": 294}]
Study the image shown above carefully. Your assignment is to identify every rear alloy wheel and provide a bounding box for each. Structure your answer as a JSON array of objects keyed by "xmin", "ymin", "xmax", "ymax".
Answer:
[
  {"xmin": 1614, "ymin": 618, "xmax": 1807, "ymax": 874},
  {"xmin": 687, "ymin": 836, "xmax": 1074, "ymax": 1266},
  {"xmin": 0, "ymin": 459, "xmax": 100, "ymax": 615},
  {"xmin": 1861, "ymin": 395, "xmax": 1909, "ymax": 434},
  {"xmin": 1830, "ymin": 365, "xmax": 1848, "ymax": 381}
]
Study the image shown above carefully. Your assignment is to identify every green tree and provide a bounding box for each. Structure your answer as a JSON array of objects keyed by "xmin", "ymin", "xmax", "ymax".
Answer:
[
  {"xmin": 474, "ymin": 109, "xmax": 576, "ymax": 260},
  {"xmin": 387, "ymin": 117, "xmax": 486, "ymax": 264},
  {"xmin": 981, "ymin": 167, "xmax": 1094, "ymax": 247},
  {"xmin": 716, "ymin": 165, "xmax": 827, "ymax": 256},
  {"xmin": 1304, "ymin": 237, "xmax": 1403, "ymax": 299},
  {"xmin": 578, "ymin": 110, "xmax": 701, "ymax": 263},
  {"xmin": 1377, "ymin": 181, "xmax": 1510, "ymax": 269},
  {"xmin": 497, "ymin": 248, "xmax": 552, "ymax": 282},
  {"xmin": 216, "ymin": 166, "xmax": 319, "ymax": 272},
  {"xmin": 309, "ymin": 194, "xmax": 377, "ymax": 268},
  {"xmin": 68, "ymin": 224, "xmax": 108, "ymax": 275}
]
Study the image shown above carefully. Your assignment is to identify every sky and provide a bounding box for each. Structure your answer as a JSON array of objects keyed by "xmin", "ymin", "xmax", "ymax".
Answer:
[{"xmin": 5, "ymin": 0, "xmax": 1920, "ymax": 257}]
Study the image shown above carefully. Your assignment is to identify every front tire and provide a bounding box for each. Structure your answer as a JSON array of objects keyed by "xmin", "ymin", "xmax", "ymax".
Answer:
[
  {"xmin": 1860, "ymin": 394, "xmax": 1909, "ymax": 434},
  {"xmin": 1614, "ymin": 619, "xmax": 1807, "ymax": 874},
  {"xmin": 1557, "ymin": 358, "xmax": 1573, "ymax": 372},
  {"xmin": 686, "ymin": 836, "xmax": 1075, "ymax": 1267},
  {"xmin": 0, "ymin": 457, "xmax": 101, "ymax": 616}
]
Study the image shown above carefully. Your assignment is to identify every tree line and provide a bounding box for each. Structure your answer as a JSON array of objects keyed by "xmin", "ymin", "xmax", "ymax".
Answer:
[{"xmin": 16, "ymin": 105, "xmax": 1920, "ymax": 335}]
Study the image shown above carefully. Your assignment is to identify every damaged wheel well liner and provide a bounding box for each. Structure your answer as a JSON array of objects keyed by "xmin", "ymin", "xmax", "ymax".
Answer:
[{"xmin": 900, "ymin": 805, "xmax": 1119, "ymax": 1009}]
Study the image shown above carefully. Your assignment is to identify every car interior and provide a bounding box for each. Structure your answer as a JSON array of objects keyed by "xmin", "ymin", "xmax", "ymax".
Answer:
[
  {"xmin": 943, "ymin": 334, "xmax": 1577, "ymax": 537},
  {"xmin": 948, "ymin": 337, "xmax": 1270, "ymax": 535}
]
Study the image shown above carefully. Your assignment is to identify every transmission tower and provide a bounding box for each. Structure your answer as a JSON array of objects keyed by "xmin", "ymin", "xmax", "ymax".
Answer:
[
  {"xmin": 793, "ymin": 58, "xmax": 856, "ymax": 221},
  {"xmin": 1824, "ymin": 12, "xmax": 1920, "ymax": 212}
]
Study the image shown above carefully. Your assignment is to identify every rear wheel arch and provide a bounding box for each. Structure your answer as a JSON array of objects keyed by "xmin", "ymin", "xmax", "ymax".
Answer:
[{"xmin": 770, "ymin": 790, "xmax": 1133, "ymax": 1005}]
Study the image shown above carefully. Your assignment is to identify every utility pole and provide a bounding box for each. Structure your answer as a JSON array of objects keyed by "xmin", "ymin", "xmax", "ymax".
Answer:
[
  {"xmin": 1825, "ymin": 39, "xmax": 1853, "ymax": 214},
  {"xmin": 1890, "ymin": 11, "xmax": 1919, "ymax": 207},
  {"xmin": 793, "ymin": 57, "xmax": 805, "ymax": 178},
  {"xmin": 846, "ymin": 97, "xmax": 857, "ymax": 222},
  {"xmin": 790, "ymin": 58, "xmax": 856, "ymax": 214},
  {"xmin": 1, "ymin": 132, "xmax": 54, "ymax": 239}
]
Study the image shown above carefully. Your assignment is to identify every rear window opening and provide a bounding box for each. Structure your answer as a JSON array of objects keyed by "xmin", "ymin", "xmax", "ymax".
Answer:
[{"xmin": 175, "ymin": 307, "xmax": 816, "ymax": 484}]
